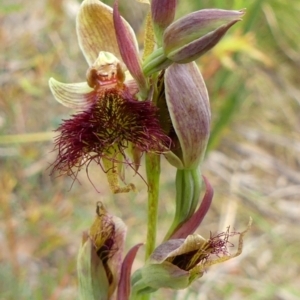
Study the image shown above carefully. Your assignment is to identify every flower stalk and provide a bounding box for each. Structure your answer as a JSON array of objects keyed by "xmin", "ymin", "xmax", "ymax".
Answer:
[
  {"xmin": 145, "ymin": 153, "xmax": 161, "ymax": 260},
  {"xmin": 164, "ymin": 168, "xmax": 202, "ymax": 240}
]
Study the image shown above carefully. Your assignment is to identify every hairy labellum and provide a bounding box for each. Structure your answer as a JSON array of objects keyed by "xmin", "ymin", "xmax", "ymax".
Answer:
[{"xmin": 51, "ymin": 85, "xmax": 171, "ymax": 177}]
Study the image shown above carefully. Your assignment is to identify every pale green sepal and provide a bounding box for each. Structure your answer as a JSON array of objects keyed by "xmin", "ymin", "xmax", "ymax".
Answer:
[
  {"xmin": 131, "ymin": 268, "xmax": 157, "ymax": 296},
  {"xmin": 142, "ymin": 47, "xmax": 172, "ymax": 76},
  {"xmin": 164, "ymin": 151, "xmax": 184, "ymax": 169},
  {"xmin": 140, "ymin": 262, "xmax": 189, "ymax": 290},
  {"xmin": 49, "ymin": 78, "xmax": 95, "ymax": 108},
  {"xmin": 77, "ymin": 238, "xmax": 109, "ymax": 300}
]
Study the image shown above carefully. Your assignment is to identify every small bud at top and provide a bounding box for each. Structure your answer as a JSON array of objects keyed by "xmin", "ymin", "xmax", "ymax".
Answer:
[{"xmin": 151, "ymin": 0, "xmax": 176, "ymax": 44}]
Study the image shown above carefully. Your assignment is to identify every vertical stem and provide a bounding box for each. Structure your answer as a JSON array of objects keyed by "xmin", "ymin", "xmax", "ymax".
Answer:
[
  {"xmin": 190, "ymin": 167, "xmax": 202, "ymax": 216},
  {"xmin": 145, "ymin": 153, "xmax": 161, "ymax": 260},
  {"xmin": 164, "ymin": 169, "xmax": 194, "ymax": 240},
  {"xmin": 138, "ymin": 153, "xmax": 160, "ymax": 300}
]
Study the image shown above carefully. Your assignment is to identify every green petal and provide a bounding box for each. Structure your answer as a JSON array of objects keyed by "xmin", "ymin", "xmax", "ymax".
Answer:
[
  {"xmin": 140, "ymin": 262, "xmax": 189, "ymax": 290},
  {"xmin": 49, "ymin": 78, "xmax": 95, "ymax": 108},
  {"xmin": 76, "ymin": 0, "xmax": 138, "ymax": 66},
  {"xmin": 77, "ymin": 236, "xmax": 110, "ymax": 300}
]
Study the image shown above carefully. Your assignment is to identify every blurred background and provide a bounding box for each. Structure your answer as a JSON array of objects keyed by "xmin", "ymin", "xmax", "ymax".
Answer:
[{"xmin": 1, "ymin": 0, "xmax": 299, "ymax": 299}]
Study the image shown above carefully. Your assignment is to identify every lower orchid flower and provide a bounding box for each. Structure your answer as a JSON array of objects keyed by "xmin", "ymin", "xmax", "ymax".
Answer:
[
  {"xmin": 131, "ymin": 219, "xmax": 252, "ymax": 295},
  {"xmin": 130, "ymin": 178, "xmax": 251, "ymax": 295}
]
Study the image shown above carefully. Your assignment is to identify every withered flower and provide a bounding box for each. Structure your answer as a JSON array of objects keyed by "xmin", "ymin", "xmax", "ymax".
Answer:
[
  {"xmin": 77, "ymin": 202, "xmax": 126, "ymax": 299},
  {"xmin": 49, "ymin": 0, "xmax": 170, "ymax": 193}
]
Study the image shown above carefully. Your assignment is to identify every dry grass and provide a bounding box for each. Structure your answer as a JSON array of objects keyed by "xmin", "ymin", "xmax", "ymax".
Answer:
[{"xmin": 1, "ymin": 0, "xmax": 299, "ymax": 299}]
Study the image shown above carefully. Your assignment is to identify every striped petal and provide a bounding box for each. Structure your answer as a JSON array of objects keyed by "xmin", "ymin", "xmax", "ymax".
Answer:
[
  {"xmin": 163, "ymin": 9, "xmax": 245, "ymax": 63},
  {"xmin": 76, "ymin": 0, "xmax": 138, "ymax": 67},
  {"xmin": 113, "ymin": 1, "xmax": 147, "ymax": 95},
  {"xmin": 49, "ymin": 78, "xmax": 96, "ymax": 108},
  {"xmin": 165, "ymin": 62, "xmax": 210, "ymax": 169}
]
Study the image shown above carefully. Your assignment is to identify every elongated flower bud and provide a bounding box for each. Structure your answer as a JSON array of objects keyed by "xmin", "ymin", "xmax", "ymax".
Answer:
[
  {"xmin": 151, "ymin": 0, "xmax": 176, "ymax": 44},
  {"xmin": 142, "ymin": 9, "xmax": 244, "ymax": 75},
  {"xmin": 163, "ymin": 9, "xmax": 245, "ymax": 63},
  {"xmin": 160, "ymin": 62, "xmax": 210, "ymax": 169}
]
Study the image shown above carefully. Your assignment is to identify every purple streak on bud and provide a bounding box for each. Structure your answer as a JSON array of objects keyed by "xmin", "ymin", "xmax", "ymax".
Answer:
[
  {"xmin": 163, "ymin": 9, "xmax": 245, "ymax": 63},
  {"xmin": 117, "ymin": 243, "xmax": 143, "ymax": 300},
  {"xmin": 165, "ymin": 62, "xmax": 210, "ymax": 169},
  {"xmin": 168, "ymin": 20, "xmax": 239, "ymax": 63},
  {"xmin": 170, "ymin": 176, "xmax": 213, "ymax": 239},
  {"xmin": 151, "ymin": 0, "xmax": 176, "ymax": 27},
  {"xmin": 113, "ymin": 1, "xmax": 147, "ymax": 94},
  {"xmin": 151, "ymin": 0, "xmax": 176, "ymax": 32}
]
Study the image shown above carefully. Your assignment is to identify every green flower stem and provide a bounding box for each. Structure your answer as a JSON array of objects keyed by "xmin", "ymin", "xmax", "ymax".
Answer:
[
  {"xmin": 175, "ymin": 169, "xmax": 194, "ymax": 221},
  {"xmin": 131, "ymin": 269, "xmax": 155, "ymax": 300},
  {"xmin": 145, "ymin": 153, "xmax": 161, "ymax": 260},
  {"xmin": 142, "ymin": 47, "xmax": 171, "ymax": 76},
  {"xmin": 190, "ymin": 167, "xmax": 202, "ymax": 217},
  {"xmin": 164, "ymin": 168, "xmax": 202, "ymax": 240}
]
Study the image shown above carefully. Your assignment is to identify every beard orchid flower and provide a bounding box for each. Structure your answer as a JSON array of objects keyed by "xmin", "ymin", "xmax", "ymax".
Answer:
[
  {"xmin": 49, "ymin": 0, "xmax": 171, "ymax": 193},
  {"xmin": 131, "ymin": 218, "xmax": 252, "ymax": 295}
]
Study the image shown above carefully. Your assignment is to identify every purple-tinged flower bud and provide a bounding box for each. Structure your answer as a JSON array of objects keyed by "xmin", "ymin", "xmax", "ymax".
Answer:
[
  {"xmin": 151, "ymin": 0, "xmax": 176, "ymax": 44},
  {"xmin": 77, "ymin": 202, "xmax": 127, "ymax": 299},
  {"xmin": 163, "ymin": 9, "xmax": 245, "ymax": 63},
  {"xmin": 160, "ymin": 62, "xmax": 210, "ymax": 169}
]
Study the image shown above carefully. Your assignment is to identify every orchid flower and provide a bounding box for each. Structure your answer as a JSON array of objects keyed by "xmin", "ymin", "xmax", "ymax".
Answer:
[
  {"xmin": 49, "ymin": 0, "xmax": 171, "ymax": 193},
  {"xmin": 131, "ymin": 218, "xmax": 252, "ymax": 294}
]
